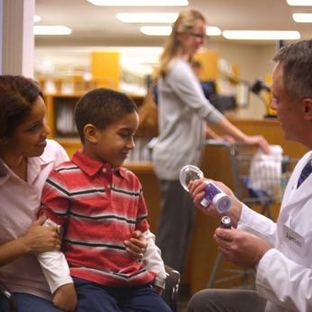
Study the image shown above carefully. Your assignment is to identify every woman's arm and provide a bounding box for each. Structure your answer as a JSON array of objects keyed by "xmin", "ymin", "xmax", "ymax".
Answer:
[
  {"xmin": 0, "ymin": 215, "xmax": 61, "ymax": 267},
  {"xmin": 214, "ymin": 118, "xmax": 270, "ymax": 153},
  {"xmin": 205, "ymin": 126, "xmax": 220, "ymax": 140},
  {"xmin": 167, "ymin": 61, "xmax": 270, "ymax": 153}
]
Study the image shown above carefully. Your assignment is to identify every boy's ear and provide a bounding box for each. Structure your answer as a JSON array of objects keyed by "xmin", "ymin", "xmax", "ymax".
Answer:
[
  {"xmin": 83, "ymin": 124, "xmax": 98, "ymax": 143},
  {"xmin": 303, "ymin": 98, "xmax": 312, "ymax": 120}
]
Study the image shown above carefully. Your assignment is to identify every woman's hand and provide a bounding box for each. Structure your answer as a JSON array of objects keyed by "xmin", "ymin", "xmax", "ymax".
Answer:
[
  {"xmin": 243, "ymin": 135, "xmax": 270, "ymax": 154},
  {"xmin": 216, "ymin": 118, "xmax": 270, "ymax": 154},
  {"xmin": 21, "ymin": 215, "xmax": 61, "ymax": 254},
  {"xmin": 124, "ymin": 230, "xmax": 147, "ymax": 261}
]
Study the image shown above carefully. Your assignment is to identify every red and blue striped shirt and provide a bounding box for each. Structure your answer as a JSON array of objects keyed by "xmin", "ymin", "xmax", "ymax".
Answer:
[{"xmin": 40, "ymin": 150, "xmax": 156, "ymax": 287}]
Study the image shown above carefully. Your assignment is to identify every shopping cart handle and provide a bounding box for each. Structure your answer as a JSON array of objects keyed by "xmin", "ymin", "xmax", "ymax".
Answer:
[{"xmin": 205, "ymin": 139, "xmax": 233, "ymax": 147}]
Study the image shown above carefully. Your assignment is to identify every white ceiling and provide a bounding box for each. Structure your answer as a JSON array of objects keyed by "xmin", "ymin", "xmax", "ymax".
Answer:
[{"xmin": 35, "ymin": 0, "xmax": 312, "ymax": 47}]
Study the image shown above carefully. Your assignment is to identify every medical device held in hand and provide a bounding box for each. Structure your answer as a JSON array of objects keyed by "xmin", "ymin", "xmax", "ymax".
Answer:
[
  {"xmin": 220, "ymin": 216, "xmax": 232, "ymax": 229},
  {"xmin": 179, "ymin": 165, "xmax": 231, "ymax": 214}
]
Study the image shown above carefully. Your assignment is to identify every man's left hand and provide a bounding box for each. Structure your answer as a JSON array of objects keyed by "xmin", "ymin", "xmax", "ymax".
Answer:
[{"xmin": 214, "ymin": 227, "xmax": 271, "ymax": 268}]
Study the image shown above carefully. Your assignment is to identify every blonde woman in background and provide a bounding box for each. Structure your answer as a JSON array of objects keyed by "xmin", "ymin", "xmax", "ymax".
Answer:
[{"xmin": 152, "ymin": 8, "xmax": 269, "ymax": 278}]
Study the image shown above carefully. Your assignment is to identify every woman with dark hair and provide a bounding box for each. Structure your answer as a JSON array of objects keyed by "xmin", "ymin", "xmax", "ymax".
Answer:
[
  {"xmin": 0, "ymin": 75, "xmax": 147, "ymax": 312},
  {"xmin": 0, "ymin": 75, "xmax": 71, "ymax": 311}
]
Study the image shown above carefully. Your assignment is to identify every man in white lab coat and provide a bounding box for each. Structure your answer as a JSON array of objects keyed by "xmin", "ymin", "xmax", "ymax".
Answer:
[{"xmin": 187, "ymin": 39, "xmax": 312, "ymax": 312}]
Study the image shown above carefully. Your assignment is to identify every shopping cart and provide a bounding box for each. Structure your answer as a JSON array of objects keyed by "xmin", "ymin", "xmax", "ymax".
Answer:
[
  {"xmin": 202, "ymin": 140, "xmax": 298, "ymax": 289},
  {"xmin": 203, "ymin": 140, "xmax": 297, "ymax": 218},
  {"xmin": 229, "ymin": 143, "xmax": 296, "ymax": 219}
]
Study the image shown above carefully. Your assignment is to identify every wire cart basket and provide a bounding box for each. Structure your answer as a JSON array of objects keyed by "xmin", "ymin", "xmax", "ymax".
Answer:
[
  {"xmin": 202, "ymin": 139, "xmax": 298, "ymax": 289},
  {"xmin": 227, "ymin": 142, "xmax": 297, "ymax": 219}
]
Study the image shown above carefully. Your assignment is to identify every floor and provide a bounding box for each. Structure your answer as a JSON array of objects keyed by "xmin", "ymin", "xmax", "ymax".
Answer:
[
  {"xmin": 177, "ymin": 300, "xmax": 188, "ymax": 312},
  {"xmin": 176, "ymin": 284, "xmax": 191, "ymax": 312},
  {"xmin": 174, "ymin": 270, "xmax": 256, "ymax": 312}
]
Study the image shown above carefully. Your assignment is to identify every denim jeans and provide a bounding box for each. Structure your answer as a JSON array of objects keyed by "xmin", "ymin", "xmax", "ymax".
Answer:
[{"xmin": 0, "ymin": 292, "xmax": 62, "ymax": 312}]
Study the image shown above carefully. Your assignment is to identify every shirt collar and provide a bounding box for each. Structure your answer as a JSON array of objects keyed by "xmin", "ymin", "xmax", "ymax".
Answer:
[
  {"xmin": 0, "ymin": 148, "xmax": 56, "ymax": 184},
  {"xmin": 71, "ymin": 150, "xmax": 128, "ymax": 180},
  {"xmin": 0, "ymin": 158, "xmax": 9, "ymax": 179}
]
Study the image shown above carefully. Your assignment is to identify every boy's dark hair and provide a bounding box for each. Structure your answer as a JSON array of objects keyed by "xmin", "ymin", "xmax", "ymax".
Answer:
[
  {"xmin": 74, "ymin": 88, "xmax": 138, "ymax": 143},
  {"xmin": 0, "ymin": 75, "xmax": 43, "ymax": 139}
]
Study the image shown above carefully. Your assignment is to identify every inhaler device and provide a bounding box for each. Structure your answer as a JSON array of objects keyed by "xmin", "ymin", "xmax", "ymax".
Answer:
[
  {"xmin": 179, "ymin": 165, "xmax": 231, "ymax": 214},
  {"xmin": 220, "ymin": 216, "xmax": 232, "ymax": 229}
]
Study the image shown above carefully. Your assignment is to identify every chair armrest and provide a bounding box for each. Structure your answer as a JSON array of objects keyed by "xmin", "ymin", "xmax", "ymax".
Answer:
[
  {"xmin": 161, "ymin": 265, "xmax": 180, "ymax": 312},
  {"xmin": 0, "ymin": 279, "xmax": 17, "ymax": 312}
]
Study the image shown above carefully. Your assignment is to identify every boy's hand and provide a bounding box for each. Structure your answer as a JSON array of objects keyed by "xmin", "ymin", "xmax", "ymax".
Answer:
[
  {"xmin": 124, "ymin": 230, "xmax": 147, "ymax": 261},
  {"xmin": 53, "ymin": 283, "xmax": 77, "ymax": 312},
  {"xmin": 154, "ymin": 285, "xmax": 164, "ymax": 296}
]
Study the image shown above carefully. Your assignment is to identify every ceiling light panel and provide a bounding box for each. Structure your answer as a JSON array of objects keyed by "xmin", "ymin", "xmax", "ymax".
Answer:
[
  {"xmin": 293, "ymin": 13, "xmax": 312, "ymax": 22},
  {"xmin": 87, "ymin": 0, "xmax": 188, "ymax": 6},
  {"xmin": 34, "ymin": 26, "xmax": 72, "ymax": 35},
  {"xmin": 140, "ymin": 26, "xmax": 172, "ymax": 36},
  {"xmin": 286, "ymin": 0, "xmax": 312, "ymax": 5},
  {"xmin": 222, "ymin": 30, "xmax": 300, "ymax": 40},
  {"xmin": 206, "ymin": 26, "xmax": 221, "ymax": 36},
  {"xmin": 140, "ymin": 26, "xmax": 221, "ymax": 36},
  {"xmin": 34, "ymin": 15, "xmax": 41, "ymax": 23},
  {"xmin": 116, "ymin": 13, "xmax": 178, "ymax": 23}
]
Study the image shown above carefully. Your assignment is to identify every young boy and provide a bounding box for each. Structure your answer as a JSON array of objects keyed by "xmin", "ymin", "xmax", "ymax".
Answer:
[{"xmin": 37, "ymin": 88, "xmax": 170, "ymax": 312}]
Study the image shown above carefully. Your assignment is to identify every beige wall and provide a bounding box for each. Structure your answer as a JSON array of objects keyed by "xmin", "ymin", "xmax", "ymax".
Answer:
[
  {"xmin": 207, "ymin": 42, "xmax": 276, "ymax": 118},
  {"xmin": 208, "ymin": 42, "xmax": 276, "ymax": 82}
]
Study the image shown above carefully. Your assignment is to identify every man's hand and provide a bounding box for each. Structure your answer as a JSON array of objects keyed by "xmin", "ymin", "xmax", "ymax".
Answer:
[
  {"xmin": 188, "ymin": 179, "xmax": 243, "ymax": 227},
  {"xmin": 214, "ymin": 227, "xmax": 271, "ymax": 268},
  {"xmin": 53, "ymin": 283, "xmax": 77, "ymax": 312}
]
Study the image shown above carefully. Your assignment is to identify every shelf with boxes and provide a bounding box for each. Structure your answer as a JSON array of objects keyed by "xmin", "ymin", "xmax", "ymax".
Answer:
[{"xmin": 45, "ymin": 93, "xmax": 82, "ymax": 139}]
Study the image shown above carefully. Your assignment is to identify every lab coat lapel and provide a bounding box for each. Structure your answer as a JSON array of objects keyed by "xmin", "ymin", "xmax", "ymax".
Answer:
[{"xmin": 280, "ymin": 155, "xmax": 312, "ymax": 215}]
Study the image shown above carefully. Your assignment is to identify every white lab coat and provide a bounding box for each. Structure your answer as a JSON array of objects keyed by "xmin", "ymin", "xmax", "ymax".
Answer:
[{"xmin": 238, "ymin": 151, "xmax": 312, "ymax": 312}]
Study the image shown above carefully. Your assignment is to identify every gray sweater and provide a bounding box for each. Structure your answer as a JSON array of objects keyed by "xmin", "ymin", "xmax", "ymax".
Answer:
[{"xmin": 152, "ymin": 58, "xmax": 224, "ymax": 180}]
